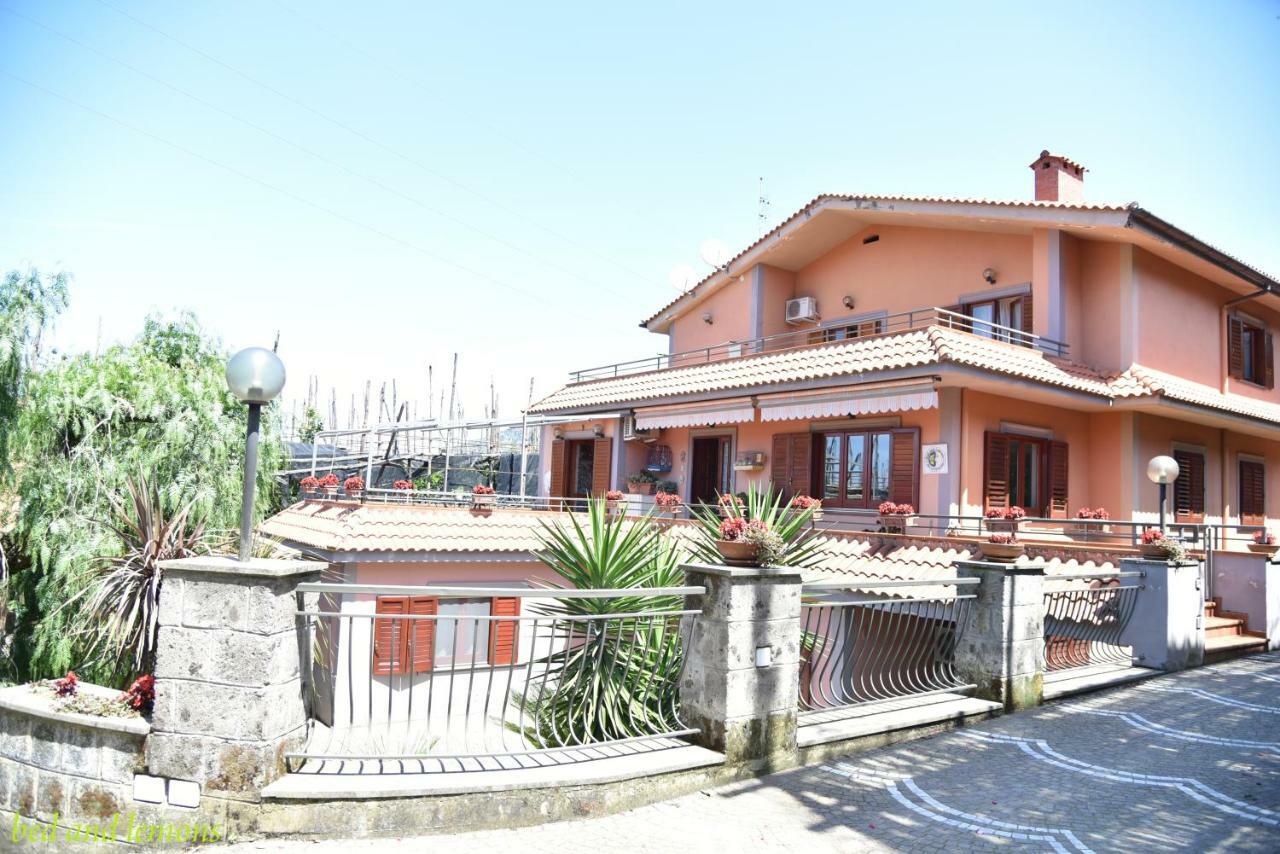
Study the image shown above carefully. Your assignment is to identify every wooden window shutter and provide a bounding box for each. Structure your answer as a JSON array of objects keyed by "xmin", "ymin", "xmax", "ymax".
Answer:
[
  {"xmin": 983, "ymin": 431, "xmax": 1010, "ymax": 512},
  {"xmin": 770, "ymin": 432, "xmax": 812, "ymax": 499},
  {"xmin": 1240, "ymin": 460, "xmax": 1266, "ymax": 525},
  {"xmin": 408, "ymin": 596, "xmax": 437, "ymax": 674},
  {"xmin": 1047, "ymin": 440, "xmax": 1069, "ymax": 518},
  {"xmin": 1265, "ymin": 331, "xmax": 1275, "ymax": 390},
  {"xmin": 1020, "ymin": 293, "xmax": 1034, "ymax": 337},
  {"xmin": 771, "ymin": 434, "xmax": 791, "ymax": 496},
  {"xmin": 1228, "ymin": 317, "xmax": 1244, "ymax": 379},
  {"xmin": 372, "ymin": 596, "xmax": 409, "ymax": 676},
  {"xmin": 1173, "ymin": 450, "xmax": 1205, "ymax": 523},
  {"xmin": 489, "ymin": 597, "xmax": 520, "ymax": 666},
  {"xmin": 889, "ymin": 429, "xmax": 918, "ymax": 508},
  {"xmin": 548, "ymin": 439, "xmax": 565, "ymax": 499},
  {"xmin": 591, "ymin": 437, "xmax": 612, "ymax": 496}
]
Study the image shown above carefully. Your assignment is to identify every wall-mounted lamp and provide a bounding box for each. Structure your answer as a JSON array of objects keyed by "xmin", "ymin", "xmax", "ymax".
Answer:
[
  {"xmin": 842, "ymin": 295, "xmax": 855, "ymax": 309},
  {"xmin": 982, "ymin": 268, "xmax": 998, "ymax": 285},
  {"xmin": 592, "ymin": 424, "xmax": 605, "ymax": 438},
  {"xmin": 553, "ymin": 427, "xmax": 564, "ymax": 440},
  {"xmin": 702, "ymin": 312, "xmax": 713, "ymax": 325}
]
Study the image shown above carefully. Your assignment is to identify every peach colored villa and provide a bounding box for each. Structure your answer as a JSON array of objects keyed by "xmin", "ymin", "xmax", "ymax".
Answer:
[{"xmin": 528, "ymin": 151, "xmax": 1280, "ymax": 541}]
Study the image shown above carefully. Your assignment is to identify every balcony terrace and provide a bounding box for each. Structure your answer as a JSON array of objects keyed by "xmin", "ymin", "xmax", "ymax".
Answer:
[{"xmin": 567, "ymin": 306, "xmax": 1067, "ymax": 384}]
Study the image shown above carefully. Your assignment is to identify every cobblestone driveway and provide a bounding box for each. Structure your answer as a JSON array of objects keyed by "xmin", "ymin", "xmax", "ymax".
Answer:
[{"xmin": 217, "ymin": 654, "xmax": 1280, "ymax": 853}]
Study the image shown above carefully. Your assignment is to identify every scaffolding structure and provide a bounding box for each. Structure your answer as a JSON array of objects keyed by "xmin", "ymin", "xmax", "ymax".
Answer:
[{"xmin": 281, "ymin": 413, "xmax": 612, "ymax": 498}]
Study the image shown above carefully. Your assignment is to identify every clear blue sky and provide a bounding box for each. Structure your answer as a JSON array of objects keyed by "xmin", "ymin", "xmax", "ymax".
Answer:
[{"xmin": 2, "ymin": 0, "xmax": 1278, "ymax": 426}]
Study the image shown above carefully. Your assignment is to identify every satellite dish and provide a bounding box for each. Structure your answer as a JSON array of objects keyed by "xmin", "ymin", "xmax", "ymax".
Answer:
[
  {"xmin": 668, "ymin": 264, "xmax": 697, "ymax": 292},
  {"xmin": 699, "ymin": 238, "xmax": 731, "ymax": 270}
]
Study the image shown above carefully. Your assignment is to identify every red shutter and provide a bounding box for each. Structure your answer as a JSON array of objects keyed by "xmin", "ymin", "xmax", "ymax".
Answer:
[
  {"xmin": 591, "ymin": 437, "xmax": 612, "ymax": 496},
  {"xmin": 1020, "ymin": 292, "xmax": 1034, "ymax": 339},
  {"xmin": 489, "ymin": 597, "xmax": 520, "ymax": 666},
  {"xmin": 1047, "ymin": 440, "xmax": 1069, "ymax": 518},
  {"xmin": 548, "ymin": 439, "xmax": 565, "ymax": 503},
  {"xmin": 889, "ymin": 429, "xmax": 918, "ymax": 508},
  {"xmin": 372, "ymin": 596, "xmax": 409, "ymax": 676},
  {"xmin": 1265, "ymin": 331, "xmax": 1275, "ymax": 390},
  {"xmin": 1228, "ymin": 317, "xmax": 1244, "ymax": 379},
  {"xmin": 771, "ymin": 434, "xmax": 791, "ymax": 496},
  {"xmin": 1240, "ymin": 460, "xmax": 1266, "ymax": 525},
  {"xmin": 771, "ymin": 432, "xmax": 812, "ymax": 499},
  {"xmin": 409, "ymin": 596, "xmax": 437, "ymax": 674},
  {"xmin": 983, "ymin": 432, "xmax": 1010, "ymax": 512},
  {"xmin": 1173, "ymin": 450, "xmax": 1205, "ymax": 523}
]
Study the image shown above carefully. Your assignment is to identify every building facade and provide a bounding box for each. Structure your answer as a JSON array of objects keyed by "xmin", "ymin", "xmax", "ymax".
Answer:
[{"xmin": 529, "ymin": 151, "xmax": 1280, "ymax": 535}]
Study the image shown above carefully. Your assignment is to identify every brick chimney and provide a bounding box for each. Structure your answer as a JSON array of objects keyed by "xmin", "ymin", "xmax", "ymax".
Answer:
[{"xmin": 1030, "ymin": 150, "xmax": 1085, "ymax": 203}]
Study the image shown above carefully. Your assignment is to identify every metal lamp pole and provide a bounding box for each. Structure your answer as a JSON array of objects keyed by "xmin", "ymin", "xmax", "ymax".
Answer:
[
  {"xmin": 1146, "ymin": 455, "xmax": 1180, "ymax": 534},
  {"xmin": 226, "ymin": 347, "xmax": 287, "ymax": 563}
]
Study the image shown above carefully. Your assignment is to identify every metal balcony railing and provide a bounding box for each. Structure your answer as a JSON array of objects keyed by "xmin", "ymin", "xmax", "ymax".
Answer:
[
  {"xmin": 1043, "ymin": 571, "xmax": 1145, "ymax": 672},
  {"xmin": 568, "ymin": 306, "xmax": 1069, "ymax": 383},
  {"xmin": 290, "ymin": 583, "xmax": 702, "ymax": 772}
]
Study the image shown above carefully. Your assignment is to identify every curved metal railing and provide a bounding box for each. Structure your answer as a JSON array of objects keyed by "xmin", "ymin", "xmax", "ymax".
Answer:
[
  {"xmin": 1043, "ymin": 571, "xmax": 1144, "ymax": 672},
  {"xmin": 798, "ymin": 579, "xmax": 977, "ymax": 713}
]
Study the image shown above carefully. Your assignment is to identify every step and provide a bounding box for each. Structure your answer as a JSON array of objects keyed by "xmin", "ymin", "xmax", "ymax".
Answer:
[
  {"xmin": 1204, "ymin": 633, "xmax": 1268, "ymax": 663},
  {"xmin": 1204, "ymin": 615, "xmax": 1247, "ymax": 639},
  {"xmin": 1204, "ymin": 598, "xmax": 1220, "ymax": 617}
]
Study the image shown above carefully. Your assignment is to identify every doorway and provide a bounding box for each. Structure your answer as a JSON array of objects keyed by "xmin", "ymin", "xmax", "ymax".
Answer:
[
  {"xmin": 563, "ymin": 439, "xmax": 597, "ymax": 499},
  {"xmin": 690, "ymin": 435, "xmax": 733, "ymax": 506}
]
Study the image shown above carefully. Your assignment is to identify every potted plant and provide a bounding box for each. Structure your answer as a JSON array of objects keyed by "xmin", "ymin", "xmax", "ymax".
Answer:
[
  {"xmin": 319, "ymin": 473, "xmax": 340, "ymax": 498},
  {"xmin": 343, "ymin": 475, "xmax": 364, "ymax": 500},
  {"xmin": 878, "ymin": 501, "xmax": 916, "ymax": 533},
  {"xmin": 1071, "ymin": 506, "xmax": 1111, "ymax": 536},
  {"xmin": 715, "ymin": 516, "xmax": 757, "ymax": 564},
  {"xmin": 1139, "ymin": 528, "xmax": 1187, "ymax": 561},
  {"xmin": 627, "ymin": 471, "xmax": 657, "ymax": 495},
  {"xmin": 393, "ymin": 479, "xmax": 413, "ymax": 503},
  {"xmin": 604, "ymin": 489, "xmax": 625, "ymax": 516},
  {"xmin": 790, "ymin": 494, "xmax": 823, "ymax": 522},
  {"xmin": 654, "ymin": 490, "xmax": 682, "ymax": 519},
  {"xmin": 717, "ymin": 492, "xmax": 744, "ymax": 518},
  {"xmin": 981, "ymin": 533, "xmax": 1024, "ymax": 562},
  {"xmin": 472, "ymin": 484, "xmax": 496, "ymax": 509},
  {"xmin": 985, "ymin": 506, "xmax": 1025, "ymax": 533},
  {"xmin": 299, "ymin": 475, "xmax": 320, "ymax": 497},
  {"xmin": 1248, "ymin": 530, "xmax": 1278, "ymax": 555}
]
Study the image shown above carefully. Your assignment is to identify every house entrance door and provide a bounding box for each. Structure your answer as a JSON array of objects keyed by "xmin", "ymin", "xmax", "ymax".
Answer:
[{"xmin": 690, "ymin": 435, "xmax": 732, "ymax": 506}]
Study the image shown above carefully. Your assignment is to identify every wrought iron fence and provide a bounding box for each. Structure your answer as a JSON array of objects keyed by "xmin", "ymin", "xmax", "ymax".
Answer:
[
  {"xmin": 291, "ymin": 583, "xmax": 702, "ymax": 772},
  {"xmin": 798, "ymin": 579, "xmax": 978, "ymax": 713},
  {"xmin": 1042, "ymin": 571, "xmax": 1144, "ymax": 672}
]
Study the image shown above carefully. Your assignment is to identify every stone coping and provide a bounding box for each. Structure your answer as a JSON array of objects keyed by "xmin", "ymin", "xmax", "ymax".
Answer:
[
  {"xmin": 0, "ymin": 682, "xmax": 150, "ymax": 736},
  {"xmin": 1042, "ymin": 664, "xmax": 1161, "ymax": 701},
  {"xmin": 681, "ymin": 562, "xmax": 805, "ymax": 579},
  {"xmin": 955, "ymin": 559, "xmax": 1047, "ymax": 575},
  {"xmin": 261, "ymin": 742, "xmax": 724, "ymax": 799},
  {"xmin": 797, "ymin": 693, "xmax": 1001, "ymax": 748},
  {"xmin": 158, "ymin": 554, "xmax": 321, "ymax": 579}
]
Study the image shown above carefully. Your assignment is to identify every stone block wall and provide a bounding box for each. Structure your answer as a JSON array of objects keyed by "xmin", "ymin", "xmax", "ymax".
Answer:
[{"xmin": 0, "ymin": 685, "xmax": 148, "ymax": 846}]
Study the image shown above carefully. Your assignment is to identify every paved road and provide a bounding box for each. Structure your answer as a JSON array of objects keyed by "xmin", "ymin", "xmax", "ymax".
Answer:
[{"xmin": 216, "ymin": 654, "xmax": 1280, "ymax": 852}]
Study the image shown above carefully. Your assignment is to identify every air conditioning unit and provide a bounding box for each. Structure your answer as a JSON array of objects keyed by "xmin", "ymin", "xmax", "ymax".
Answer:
[
  {"xmin": 785, "ymin": 296, "xmax": 820, "ymax": 325},
  {"xmin": 621, "ymin": 415, "xmax": 656, "ymax": 442}
]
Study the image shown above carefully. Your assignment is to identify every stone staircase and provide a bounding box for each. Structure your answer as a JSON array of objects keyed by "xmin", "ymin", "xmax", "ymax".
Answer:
[{"xmin": 1203, "ymin": 597, "xmax": 1267, "ymax": 663}]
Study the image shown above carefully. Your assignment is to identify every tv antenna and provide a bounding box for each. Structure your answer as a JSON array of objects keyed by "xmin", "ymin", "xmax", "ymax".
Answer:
[{"xmin": 757, "ymin": 176, "xmax": 771, "ymax": 236}]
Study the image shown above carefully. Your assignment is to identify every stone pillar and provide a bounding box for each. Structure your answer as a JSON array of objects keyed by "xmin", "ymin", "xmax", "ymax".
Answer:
[
  {"xmin": 954, "ymin": 561, "xmax": 1045, "ymax": 711},
  {"xmin": 678, "ymin": 563, "xmax": 802, "ymax": 768},
  {"xmin": 1119, "ymin": 557, "xmax": 1204, "ymax": 671},
  {"xmin": 149, "ymin": 556, "xmax": 319, "ymax": 808}
]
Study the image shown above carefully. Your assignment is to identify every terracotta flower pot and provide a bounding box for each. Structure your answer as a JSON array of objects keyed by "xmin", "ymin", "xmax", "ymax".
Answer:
[
  {"xmin": 1247, "ymin": 542, "xmax": 1277, "ymax": 555},
  {"xmin": 981, "ymin": 541, "xmax": 1025, "ymax": 562},
  {"xmin": 879, "ymin": 514, "xmax": 913, "ymax": 533},
  {"xmin": 628, "ymin": 482, "xmax": 654, "ymax": 495},
  {"xmin": 322, "ymin": 486, "xmax": 338, "ymax": 498},
  {"xmin": 606, "ymin": 499, "xmax": 624, "ymax": 516},
  {"xmin": 347, "ymin": 490, "xmax": 362, "ymax": 502},
  {"xmin": 472, "ymin": 493, "xmax": 496, "ymax": 509},
  {"xmin": 1140, "ymin": 543, "xmax": 1170, "ymax": 560},
  {"xmin": 987, "ymin": 518, "xmax": 1022, "ymax": 533},
  {"xmin": 716, "ymin": 539, "xmax": 760, "ymax": 566}
]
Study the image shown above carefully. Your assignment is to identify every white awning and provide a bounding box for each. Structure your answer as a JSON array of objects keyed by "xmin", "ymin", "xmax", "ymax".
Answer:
[
  {"xmin": 635, "ymin": 397, "xmax": 756, "ymax": 430},
  {"xmin": 758, "ymin": 382, "xmax": 938, "ymax": 422}
]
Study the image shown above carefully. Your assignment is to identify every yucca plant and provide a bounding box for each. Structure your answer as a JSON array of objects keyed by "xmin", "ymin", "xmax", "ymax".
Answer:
[
  {"xmin": 689, "ymin": 482, "xmax": 824, "ymax": 568},
  {"xmin": 64, "ymin": 469, "xmax": 210, "ymax": 684},
  {"xmin": 516, "ymin": 499, "xmax": 689, "ymax": 747}
]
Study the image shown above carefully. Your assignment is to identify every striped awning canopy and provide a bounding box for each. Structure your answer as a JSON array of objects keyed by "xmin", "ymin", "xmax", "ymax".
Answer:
[
  {"xmin": 634, "ymin": 397, "xmax": 756, "ymax": 430},
  {"xmin": 757, "ymin": 381, "xmax": 938, "ymax": 422}
]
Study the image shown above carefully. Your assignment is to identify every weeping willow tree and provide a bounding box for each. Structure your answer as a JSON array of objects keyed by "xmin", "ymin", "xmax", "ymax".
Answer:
[{"xmin": 0, "ymin": 277, "xmax": 282, "ymax": 685}]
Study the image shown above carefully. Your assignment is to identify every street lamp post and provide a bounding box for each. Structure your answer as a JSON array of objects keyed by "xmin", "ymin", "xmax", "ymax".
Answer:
[
  {"xmin": 1146, "ymin": 455, "xmax": 1181, "ymax": 532},
  {"xmin": 226, "ymin": 347, "xmax": 286, "ymax": 562}
]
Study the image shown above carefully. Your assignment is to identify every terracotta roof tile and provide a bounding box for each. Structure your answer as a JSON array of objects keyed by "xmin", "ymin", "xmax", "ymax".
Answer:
[
  {"xmin": 1119, "ymin": 364, "xmax": 1280, "ymax": 424},
  {"xmin": 530, "ymin": 326, "xmax": 1111, "ymax": 413}
]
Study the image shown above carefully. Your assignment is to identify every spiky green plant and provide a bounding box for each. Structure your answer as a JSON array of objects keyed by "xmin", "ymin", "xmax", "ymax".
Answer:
[
  {"xmin": 517, "ymin": 499, "xmax": 688, "ymax": 747},
  {"xmin": 63, "ymin": 469, "xmax": 210, "ymax": 684},
  {"xmin": 689, "ymin": 482, "xmax": 824, "ymax": 568}
]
